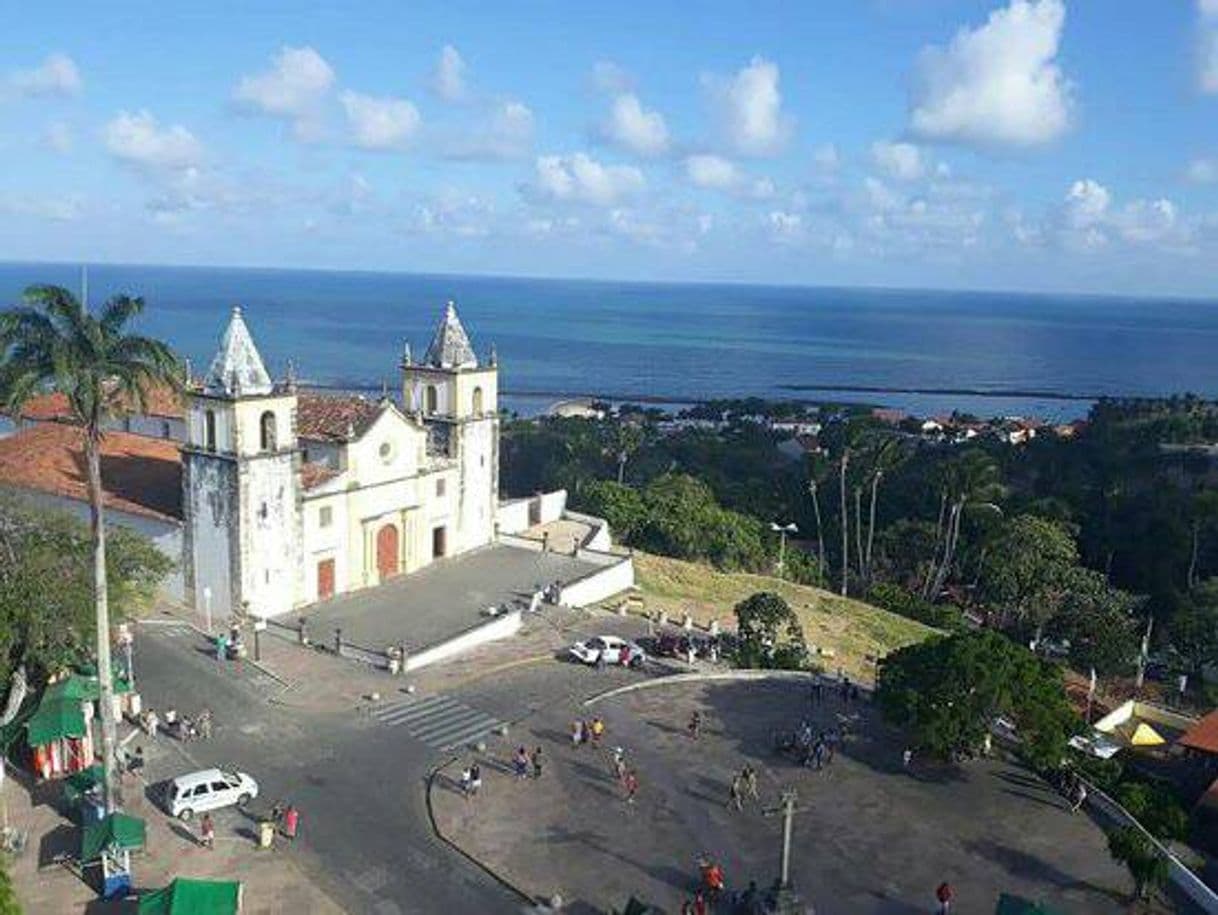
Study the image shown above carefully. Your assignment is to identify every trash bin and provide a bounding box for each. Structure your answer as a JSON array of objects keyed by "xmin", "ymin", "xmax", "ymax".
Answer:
[{"xmin": 258, "ymin": 820, "xmax": 275, "ymax": 849}]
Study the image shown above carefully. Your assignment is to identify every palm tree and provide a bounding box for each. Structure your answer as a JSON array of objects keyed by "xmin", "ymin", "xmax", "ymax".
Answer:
[
  {"xmin": 0, "ymin": 284, "xmax": 180, "ymax": 813},
  {"xmin": 921, "ymin": 449, "xmax": 1003, "ymax": 602},
  {"xmin": 860, "ymin": 434, "xmax": 904, "ymax": 588},
  {"xmin": 805, "ymin": 459, "xmax": 828, "ymax": 585}
]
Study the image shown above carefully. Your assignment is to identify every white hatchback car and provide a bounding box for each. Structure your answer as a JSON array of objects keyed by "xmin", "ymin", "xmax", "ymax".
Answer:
[
  {"xmin": 569, "ymin": 635, "xmax": 646, "ymax": 668},
  {"xmin": 166, "ymin": 768, "xmax": 259, "ymax": 820}
]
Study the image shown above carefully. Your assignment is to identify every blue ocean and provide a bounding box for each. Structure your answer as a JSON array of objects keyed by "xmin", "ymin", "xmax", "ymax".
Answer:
[{"xmin": 2, "ymin": 261, "xmax": 1216, "ymax": 421}]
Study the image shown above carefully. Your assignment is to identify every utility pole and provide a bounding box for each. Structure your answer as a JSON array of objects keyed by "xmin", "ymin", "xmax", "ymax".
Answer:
[{"xmin": 763, "ymin": 788, "xmax": 808, "ymax": 913}]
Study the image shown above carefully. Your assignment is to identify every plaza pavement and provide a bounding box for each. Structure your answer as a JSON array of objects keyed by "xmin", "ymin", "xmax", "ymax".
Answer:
[
  {"xmin": 431, "ymin": 678, "xmax": 1161, "ymax": 914},
  {"xmin": 296, "ymin": 543, "xmax": 604, "ymax": 654}
]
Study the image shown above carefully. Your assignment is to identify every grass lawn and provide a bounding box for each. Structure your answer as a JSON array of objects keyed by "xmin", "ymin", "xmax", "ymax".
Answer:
[{"xmin": 630, "ymin": 551, "xmax": 936, "ymax": 682}]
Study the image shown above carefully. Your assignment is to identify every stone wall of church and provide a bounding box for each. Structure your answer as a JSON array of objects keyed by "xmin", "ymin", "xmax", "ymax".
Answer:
[
  {"xmin": 238, "ymin": 454, "xmax": 301, "ymax": 617},
  {"xmin": 182, "ymin": 453, "xmax": 238, "ymax": 619},
  {"xmin": 455, "ymin": 415, "xmax": 498, "ymax": 553}
]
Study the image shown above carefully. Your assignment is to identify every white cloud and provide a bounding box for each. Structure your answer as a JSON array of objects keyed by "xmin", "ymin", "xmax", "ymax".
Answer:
[
  {"xmin": 103, "ymin": 110, "xmax": 204, "ymax": 171},
  {"xmin": 8, "ymin": 53, "xmax": 81, "ymax": 97},
  {"xmin": 592, "ymin": 61, "xmax": 633, "ymax": 94},
  {"xmin": 1062, "ymin": 178, "xmax": 1110, "ymax": 229},
  {"xmin": 601, "ymin": 94, "xmax": 669, "ymax": 157},
  {"xmin": 233, "ymin": 46, "xmax": 334, "ymax": 138},
  {"xmin": 43, "ymin": 121, "xmax": 73, "ymax": 154},
  {"xmin": 1200, "ymin": 1, "xmax": 1218, "ymax": 93},
  {"xmin": 769, "ymin": 210, "xmax": 804, "ymax": 243},
  {"xmin": 704, "ymin": 56, "xmax": 791, "ymax": 156},
  {"xmin": 0, "ymin": 194, "xmax": 84, "ymax": 222},
  {"xmin": 1052, "ymin": 178, "xmax": 1187, "ymax": 251},
  {"xmin": 431, "ymin": 45, "xmax": 468, "ymax": 102},
  {"xmin": 871, "ymin": 141, "xmax": 925, "ymax": 181},
  {"xmin": 340, "ymin": 91, "xmax": 421, "ymax": 150},
  {"xmin": 525, "ymin": 153, "xmax": 644, "ymax": 206},
  {"xmin": 812, "ymin": 144, "xmax": 841, "ymax": 173},
  {"xmin": 1187, "ymin": 157, "xmax": 1218, "ymax": 183},
  {"xmin": 685, "ymin": 154, "xmax": 739, "ymax": 190},
  {"xmin": 909, "ymin": 0, "xmax": 1071, "ymax": 148},
  {"xmin": 440, "ymin": 99, "xmax": 535, "ymax": 160},
  {"xmin": 1116, "ymin": 199, "xmax": 1179, "ymax": 244}
]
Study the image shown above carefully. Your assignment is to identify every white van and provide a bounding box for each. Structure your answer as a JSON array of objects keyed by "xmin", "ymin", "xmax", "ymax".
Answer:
[{"xmin": 166, "ymin": 768, "xmax": 259, "ymax": 820}]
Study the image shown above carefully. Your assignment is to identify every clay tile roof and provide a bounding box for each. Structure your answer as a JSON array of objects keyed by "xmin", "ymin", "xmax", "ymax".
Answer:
[
  {"xmin": 0, "ymin": 423, "xmax": 182, "ymax": 522},
  {"xmin": 12, "ymin": 383, "xmax": 186, "ymax": 423},
  {"xmin": 300, "ymin": 461, "xmax": 340, "ymax": 491},
  {"xmin": 297, "ymin": 393, "xmax": 383, "ymax": 443},
  {"xmin": 1180, "ymin": 710, "xmax": 1218, "ymax": 755}
]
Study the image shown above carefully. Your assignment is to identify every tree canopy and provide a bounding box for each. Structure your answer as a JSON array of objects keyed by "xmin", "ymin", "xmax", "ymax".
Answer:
[
  {"xmin": 877, "ymin": 629, "xmax": 1077, "ymax": 768},
  {"xmin": 732, "ymin": 591, "xmax": 807, "ymax": 670}
]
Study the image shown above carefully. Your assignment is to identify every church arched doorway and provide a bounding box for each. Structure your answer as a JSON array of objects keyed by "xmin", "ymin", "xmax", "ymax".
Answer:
[{"xmin": 376, "ymin": 523, "xmax": 399, "ymax": 581}]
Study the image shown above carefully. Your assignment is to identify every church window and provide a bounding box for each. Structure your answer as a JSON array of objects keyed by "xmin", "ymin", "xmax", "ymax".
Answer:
[
  {"xmin": 436, "ymin": 478, "xmax": 446, "ymax": 497},
  {"xmin": 425, "ymin": 385, "xmax": 438, "ymax": 414},
  {"xmin": 320, "ymin": 506, "xmax": 333, "ymax": 528},
  {"xmin": 472, "ymin": 386, "xmax": 484, "ymax": 414},
  {"xmin": 259, "ymin": 501, "xmax": 268, "ymax": 520},
  {"xmin": 379, "ymin": 441, "xmax": 393, "ymax": 464},
  {"xmin": 260, "ymin": 410, "xmax": 277, "ymax": 452},
  {"xmin": 204, "ymin": 410, "xmax": 216, "ymax": 452},
  {"xmin": 161, "ymin": 420, "xmax": 171, "ymax": 439}
]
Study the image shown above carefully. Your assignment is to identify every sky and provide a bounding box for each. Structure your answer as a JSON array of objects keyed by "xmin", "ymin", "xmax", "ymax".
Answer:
[{"xmin": 3, "ymin": 0, "xmax": 1218, "ymax": 297}]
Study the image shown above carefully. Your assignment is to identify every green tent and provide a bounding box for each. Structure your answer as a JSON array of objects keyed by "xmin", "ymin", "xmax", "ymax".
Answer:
[
  {"xmin": 995, "ymin": 893, "xmax": 1068, "ymax": 915},
  {"xmin": 138, "ymin": 878, "xmax": 242, "ymax": 915},
  {"xmin": 25, "ymin": 696, "xmax": 87, "ymax": 746},
  {"xmin": 45, "ymin": 671, "xmax": 132, "ymax": 703},
  {"xmin": 63, "ymin": 764, "xmax": 104, "ymax": 806},
  {"xmin": 81, "ymin": 812, "xmax": 145, "ymax": 863}
]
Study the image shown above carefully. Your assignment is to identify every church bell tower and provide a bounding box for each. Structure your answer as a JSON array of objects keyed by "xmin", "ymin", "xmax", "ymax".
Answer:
[{"xmin": 181, "ymin": 307, "xmax": 303, "ymax": 619}]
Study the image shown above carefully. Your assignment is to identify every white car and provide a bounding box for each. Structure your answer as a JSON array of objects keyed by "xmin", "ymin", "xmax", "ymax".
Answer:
[
  {"xmin": 569, "ymin": 635, "xmax": 646, "ymax": 668},
  {"xmin": 166, "ymin": 767, "xmax": 259, "ymax": 820}
]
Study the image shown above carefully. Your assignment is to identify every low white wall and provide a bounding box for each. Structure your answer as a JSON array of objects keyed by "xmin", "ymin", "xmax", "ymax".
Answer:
[
  {"xmin": 497, "ymin": 498, "xmax": 531, "ymax": 535},
  {"xmin": 498, "ymin": 533, "xmax": 544, "ymax": 552},
  {"xmin": 538, "ymin": 489, "xmax": 567, "ymax": 523},
  {"xmin": 404, "ymin": 610, "xmax": 522, "ymax": 672},
  {"xmin": 559, "ymin": 556, "xmax": 635, "ymax": 608},
  {"xmin": 561, "ymin": 508, "xmax": 612, "ymax": 551}
]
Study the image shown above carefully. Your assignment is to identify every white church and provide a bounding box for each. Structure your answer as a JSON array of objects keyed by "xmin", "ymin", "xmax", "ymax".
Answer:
[
  {"xmin": 180, "ymin": 302, "xmax": 501, "ymax": 618},
  {"xmin": 0, "ymin": 301, "xmax": 632, "ymax": 623}
]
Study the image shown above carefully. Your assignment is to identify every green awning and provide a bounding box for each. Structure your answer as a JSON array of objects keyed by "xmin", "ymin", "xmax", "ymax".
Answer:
[
  {"xmin": 81, "ymin": 812, "xmax": 145, "ymax": 862},
  {"xmin": 63, "ymin": 764, "xmax": 104, "ymax": 805},
  {"xmin": 45, "ymin": 671, "xmax": 132, "ymax": 702},
  {"xmin": 137, "ymin": 878, "xmax": 242, "ymax": 915},
  {"xmin": 25, "ymin": 696, "xmax": 87, "ymax": 746},
  {"xmin": 995, "ymin": 894, "xmax": 1068, "ymax": 915}
]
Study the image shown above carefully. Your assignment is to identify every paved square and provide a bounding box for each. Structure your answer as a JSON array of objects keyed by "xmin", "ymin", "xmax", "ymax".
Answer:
[
  {"xmin": 433, "ymin": 678, "xmax": 1144, "ymax": 914},
  {"xmin": 299, "ymin": 543, "xmax": 603, "ymax": 652}
]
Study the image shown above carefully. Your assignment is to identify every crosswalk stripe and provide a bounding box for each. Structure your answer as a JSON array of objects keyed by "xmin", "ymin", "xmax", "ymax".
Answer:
[
  {"xmin": 437, "ymin": 719, "xmax": 502, "ymax": 751},
  {"xmin": 374, "ymin": 697, "xmax": 456, "ymax": 725},
  {"xmin": 369, "ymin": 691, "xmax": 503, "ymax": 750},
  {"xmin": 409, "ymin": 708, "xmax": 490, "ymax": 743}
]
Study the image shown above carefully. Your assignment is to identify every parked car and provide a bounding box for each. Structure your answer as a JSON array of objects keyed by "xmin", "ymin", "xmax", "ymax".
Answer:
[
  {"xmin": 166, "ymin": 768, "xmax": 259, "ymax": 820},
  {"xmin": 568, "ymin": 635, "xmax": 646, "ymax": 668},
  {"xmin": 654, "ymin": 632, "xmax": 714, "ymax": 660}
]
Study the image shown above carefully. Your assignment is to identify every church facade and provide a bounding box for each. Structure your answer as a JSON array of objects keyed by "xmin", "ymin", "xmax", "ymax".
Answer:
[{"xmin": 181, "ymin": 302, "xmax": 500, "ymax": 618}]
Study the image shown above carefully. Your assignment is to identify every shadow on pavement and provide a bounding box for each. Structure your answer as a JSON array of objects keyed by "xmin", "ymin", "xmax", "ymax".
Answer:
[
  {"xmin": 963, "ymin": 838, "xmax": 1124, "ymax": 903},
  {"xmin": 37, "ymin": 822, "xmax": 77, "ymax": 868}
]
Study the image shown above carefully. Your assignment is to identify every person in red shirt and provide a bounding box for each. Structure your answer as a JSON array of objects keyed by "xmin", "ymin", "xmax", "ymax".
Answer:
[{"xmin": 935, "ymin": 881, "xmax": 954, "ymax": 914}]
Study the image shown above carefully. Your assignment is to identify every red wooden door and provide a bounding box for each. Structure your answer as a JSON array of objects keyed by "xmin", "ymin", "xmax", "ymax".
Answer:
[
  {"xmin": 376, "ymin": 524, "xmax": 400, "ymax": 580},
  {"xmin": 317, "ymin": 559, "xmax": 335, "ymax": 600}
]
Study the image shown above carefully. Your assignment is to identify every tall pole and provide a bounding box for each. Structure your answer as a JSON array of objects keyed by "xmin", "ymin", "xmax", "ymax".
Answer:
[
  {"xmin": 779, "ymin": 789, "xmax": 796, "ymax": 887},
  {"xmin": 778, "ymin": 530, "xmax": 788, "ymax": 578}
]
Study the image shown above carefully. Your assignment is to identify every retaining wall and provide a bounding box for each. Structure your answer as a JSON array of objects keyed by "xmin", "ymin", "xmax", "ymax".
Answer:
[{"xmin": 404, "ymin": 610, "xmax": 522, "ymax": 672}]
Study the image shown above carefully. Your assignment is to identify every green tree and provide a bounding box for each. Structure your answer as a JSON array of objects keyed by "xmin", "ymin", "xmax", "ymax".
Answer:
[
  {"xmin": 574, "ymin": 480, "xmax": 647, "ymax": 542},
  {"xmin": 1046, "ymin": 568, "xmax": 1140, "ymax": 677},
  {"xmin": 1106, "ymin": 826, "xmax": 1168, "ymax": 903},
  {"xmin": 1166, "ymin": 579, "xmax": 1218, "ymax": 679},
  {"xmin": 733, "ymin": 591, "xmax": 807, "ymax": 670},
  {"xmin": 0, "ymin": 284, "xmax": 180, "ymax": 813},
  {"xmin": 877, "ymin": 630, "xmax": 1076, "ymax": 767},
  {"xmin": 0, "ymin": 854, "xmax": 20, "ymax": 915},
  {"xmin": 980, "ymin": 515, "xmax": 1079, "ymax": 643},
  {"xmin": 0, "ymin": 497, "xmax": 172, "ymax": 686},
  {"xmin": 1114, "ymin": 781, "xmax": 1189, "ymax": 843},
  {"xmin": 922, "ymin": 450, "xmax": 1003, "ymax": 602}
]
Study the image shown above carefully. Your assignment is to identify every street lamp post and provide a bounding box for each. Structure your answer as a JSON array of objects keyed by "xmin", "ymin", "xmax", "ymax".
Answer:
[{"xmin": 769, "ymin": 522, "xmax": 798, "ymax": 579}]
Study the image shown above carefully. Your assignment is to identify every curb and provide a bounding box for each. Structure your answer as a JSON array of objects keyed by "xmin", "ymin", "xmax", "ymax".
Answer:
[
  {"xmin": 424, "ymin": 759, "xmax": 537, "ymax": 908},
  {"xmin": 136, "ymin": 616, "xmax": 294, "ymax": 689},
  {"xmin": 582, "ymin": 668, "xmax": 824, "ymax": 707}
]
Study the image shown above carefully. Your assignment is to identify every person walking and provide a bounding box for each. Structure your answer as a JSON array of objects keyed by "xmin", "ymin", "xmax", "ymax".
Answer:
[
  {"xmin": 199, "ymin": 812, "xmax": 215, "ymax": 849},
  {"xmin": 935, "ymin": 881, "xmax": 955, "ymax": 914},
  {"xmin": 531, "ymin": 746, "xmax": 544, "ymax": 780},
  {"xmin": 623, "ymin": 768, "xmax": 639, "ymax": 804},
  {"xmin": 514, "ymin": 746, "xmax": 530, "ymax": 779},
  {"xmin": 197, "ymin": 707, "xmax": 213, "ymax": 740},
  {"xmin": 742, "ymin": 764, "xmax": 759, "ymax": 801},
  {"xmin": 612, "ymin": 746, "xmax": 627, "ymax": 783},
  {"xmin": 571, "ymin": 719, "xmax": 584, "ymax": 747},
  {"xmin": 688, "ymin": 710, "xmax": 702, "ymax": 740},
  {"xmin": 902, "ymin": 747, "xmax": 913, "ymax": 770},
  {"xmin": 590, "ymin": 717, "xmax": 605, "ymax": 745},
  {"xmin": 1070, "ymin": 780, "xmax": 1087, "ymax": 813},
  {"xmin": 727, "ymin": 775, "xmax": 743, "ymax": 812}
]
